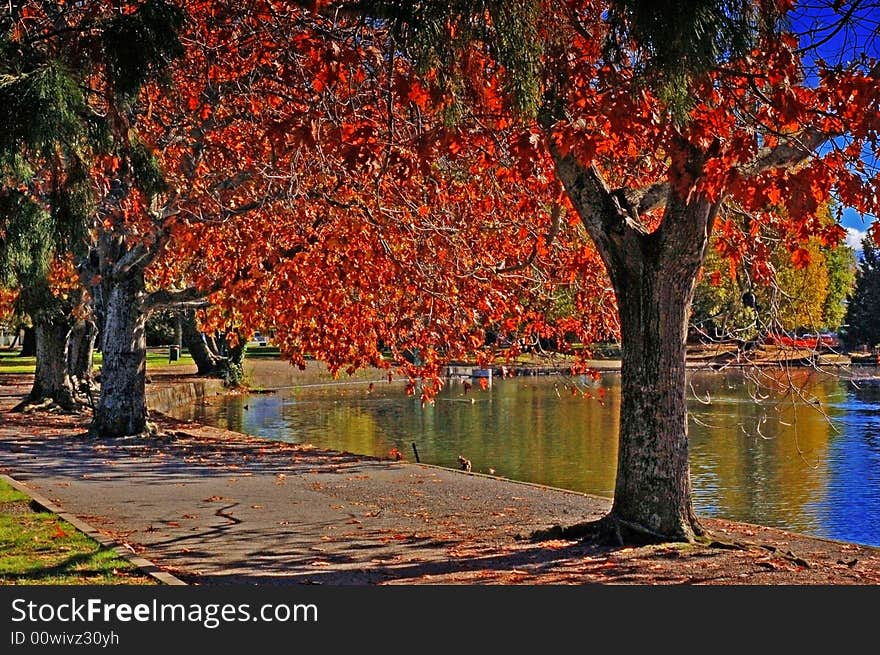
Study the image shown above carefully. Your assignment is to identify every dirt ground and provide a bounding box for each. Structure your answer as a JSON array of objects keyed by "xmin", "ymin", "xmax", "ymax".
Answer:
[{"xmin": 2, "ymin": 363, "xmax": 880, "ymax": 585}]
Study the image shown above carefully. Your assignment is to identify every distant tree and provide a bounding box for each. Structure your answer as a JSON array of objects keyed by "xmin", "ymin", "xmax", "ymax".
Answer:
[
  {"xmin": 822, "ymin": 241, "xmax": 857, "ymax": 331},
  {"xmin": 844, "ymin": 234, "xmax": 880, "ymax": 350},
  {"xmin": 692, "ymin": 201, "xmax": 857, "ymax": 341},
  {"xmin": 771, "ymin": 238, "xmax": 830, "ymax": 333}
]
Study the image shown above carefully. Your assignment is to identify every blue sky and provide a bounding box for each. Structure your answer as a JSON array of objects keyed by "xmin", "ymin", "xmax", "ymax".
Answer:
[{"xmin": 789, "ymin": 1, "xmax": 880, "ymax": 248}]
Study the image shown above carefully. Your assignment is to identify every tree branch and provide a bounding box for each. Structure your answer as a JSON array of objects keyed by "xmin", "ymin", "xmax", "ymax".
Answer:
[
  {"xmin": 144, "ymin": 286, "xmax": 215, "ymax": 313},
  {"xmin": 745, "ymin": 129, "xmax": 828, "ymax": 175},
  {"xmin": 110, "ymin": 243, "xmax": 151, "ymax": 279},
  {"xmin": 626, "ymin": 182, "xmax": 670, "ymax": 214},
  {"xmin": 494, "ymin": 202, "xmax": 562, "ymax": 274},
  {"xmin": 547, "ymin": 139, "xmax": 647, "ymax": 253}
]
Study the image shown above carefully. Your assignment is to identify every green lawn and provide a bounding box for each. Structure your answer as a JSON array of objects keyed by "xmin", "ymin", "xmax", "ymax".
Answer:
[
  {"xmin": 0, "ymin": 348, "xmax": 196, "ymax": 374},
  {"xmin": 0, "ymin": 479, "xmax": 155, "ymax": 585},
  {"xmin": 0, "ymin": 350, "xmax": 39, "ymax": 374}
]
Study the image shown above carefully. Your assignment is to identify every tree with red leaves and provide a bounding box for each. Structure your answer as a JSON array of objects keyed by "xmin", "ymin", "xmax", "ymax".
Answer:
[{"xmin": 296, "ymin": 0, "xmax": 880, "ymax": 542}]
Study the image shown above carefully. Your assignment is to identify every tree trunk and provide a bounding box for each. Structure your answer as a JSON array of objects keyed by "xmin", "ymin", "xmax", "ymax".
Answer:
[
  {"xmin": 15, "ymin": 318, "xmax": 78, "ymax": 412},
  {"xmin": 173, "ymin": 311, "xmax": 182, "ymax": 347},
  {"xmin": 546, "ymin": 141, "xmax": 717, "ymax": 543},
  {"xmin": 91, "ymin": 273, "xmax": 148, "ymax": 437},
  {"xmin": 68, "ymin": 318, "xmax": 97, "ymax": 397},
  {"xmin": 221, "ymin": 332, "xmax": 247, "ymax": 387},
  {"xmin": 181, "ymin": 309, "xmax": 222, "ymax": 374},
  {"xmin": 608, "ymin": 242, "xmax": 703, "ymax": 542},
  {"xmin": 20, "ymin": 325, "xmax": 36, "ymax": 357}
]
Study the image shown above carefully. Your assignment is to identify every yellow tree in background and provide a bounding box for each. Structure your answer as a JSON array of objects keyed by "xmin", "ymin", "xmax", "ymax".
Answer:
[{"xmin": 692, "ymin": 203, "xmax": 855, "ymax": 339}]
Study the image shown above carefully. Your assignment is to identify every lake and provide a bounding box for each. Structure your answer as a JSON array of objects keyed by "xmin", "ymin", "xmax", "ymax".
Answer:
[{"xmin": 165, "ymin": 367, "xmax": 880, "ymax": 546}]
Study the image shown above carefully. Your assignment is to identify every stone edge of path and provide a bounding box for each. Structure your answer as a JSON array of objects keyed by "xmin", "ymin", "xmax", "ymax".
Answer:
[{"xmin": 0, "ymin": 473, "xmax": 186, "ymax": 586}]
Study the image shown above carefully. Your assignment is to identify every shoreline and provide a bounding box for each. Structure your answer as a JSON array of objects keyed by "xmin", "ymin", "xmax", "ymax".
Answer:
[{"xmin": 2, "ymin": 363, "xmax": 880, "ymax": 584}]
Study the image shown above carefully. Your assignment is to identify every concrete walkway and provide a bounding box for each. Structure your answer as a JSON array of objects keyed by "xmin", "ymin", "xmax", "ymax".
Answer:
[{"xmin": 0, "ymin": 395, "xmax": 608, "ymax": 584}]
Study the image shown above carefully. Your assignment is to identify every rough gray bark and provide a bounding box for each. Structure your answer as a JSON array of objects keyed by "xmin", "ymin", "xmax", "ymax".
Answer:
[
  {"xmin": 611, "ymin": 231, "xmax": 706, "ymax": 542},
  {"xmin": 548, "ymin": 137, "xmax": 715, "ymax": 542},
  {"xmin": 221, "ymin": 331, "xmax": 247, "ymax": 387},
  {"xmin": 15, "ymin": 318, "xmax": 78, "ymax": 412},
  {"xmin": 91, "ymin": 273, "xmax": 149, "ymax": 437},
  {"xmin": 68, "ymin": 318, "xmax": 97, "ymax": 394},
  {"xmin": 87, "ymin": 227, "xmax": 212, "ymax": 437}
]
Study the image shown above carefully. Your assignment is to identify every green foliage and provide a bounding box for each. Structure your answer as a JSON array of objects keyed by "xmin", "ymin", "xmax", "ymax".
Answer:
[
  {"xmin": 692, "ymin": 232, "xmax": 856, "ymax": 339},
  {"xmin": 102, "ymin": 0, "xmax": 186, "ymax": 105},
  {"xmin": 368, "ymin": 0, "xmax": 772, "ymax": 123},
  {"xmin": 0, "ymin": 190, "xmax": 53, "ymax": 288},
  {"xmin": 49, "ymin": 160, "xmax": 95, "ymax": 254},
  {"xmin": 369, "ymin": 0, "xmax": 544, "ymax": 119},
  {"xmin": 772, "ymin": 240, "xmax": 829, "ymax": 332},
  {"xmin": 690, "ymin": 241, "xmax": 758, "ymax": 340},
  {"xmin": 0, "ymin": 1, "xmax": 184, "ymax": 332},
  {"xmin": 0, "ymin": 59, "xmax": 88, "ymax": 163},
  {"xmin": 128, "ymin": 135, "xmax": 168, "ymax": 198},
  {"xmin": 145, "ymin": 309, "xmax": 178, "ymax": 346},
  {"xmin": 844, "ymin": 235, "xmax": 880, "ymax": 349},
  {"xmin": 822, "ymin": 242, "xmax": 857, "ymax": 330},
  {"xmin": 604, "ymin": 0, "xmax": 771, "ymax": 118}
]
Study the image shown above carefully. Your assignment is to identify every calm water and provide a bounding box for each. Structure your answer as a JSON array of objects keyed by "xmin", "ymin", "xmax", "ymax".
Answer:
[{"xmin": 167, "ymin": 369, "xmax": 880, "ymax": 546}]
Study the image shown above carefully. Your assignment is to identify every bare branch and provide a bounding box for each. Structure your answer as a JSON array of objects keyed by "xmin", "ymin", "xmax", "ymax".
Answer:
[
  {"xmin": 494, "ymin": 202, "xmax": 562, "ymax": 274},
  {"xmin": 110, "ymin": 243, "xmax": 151, "ymax": 279}
]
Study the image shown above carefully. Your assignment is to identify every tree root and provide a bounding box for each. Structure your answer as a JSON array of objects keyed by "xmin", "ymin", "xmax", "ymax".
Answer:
[
  {"xmin": 531, "ymin": 514, "xmax": 702, "ymax": 546},
  {"xmin": 11, "ymin": 396, "xmax": 83, "ymax": 415},
  {"xmin": 86, "ymin": 420, "xmax": 162, "ymax": 441}
]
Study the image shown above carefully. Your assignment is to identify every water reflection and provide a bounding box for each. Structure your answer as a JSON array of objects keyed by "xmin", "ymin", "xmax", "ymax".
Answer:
[{"xmin": 168, "ymin": 369, "xmax": 880, "ymax": 546}]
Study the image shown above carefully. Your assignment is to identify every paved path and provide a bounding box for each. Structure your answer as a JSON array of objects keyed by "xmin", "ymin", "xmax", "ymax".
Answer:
[{"xmin": 0, "ymin": 400, "xmax": 607, "ymax": 584}]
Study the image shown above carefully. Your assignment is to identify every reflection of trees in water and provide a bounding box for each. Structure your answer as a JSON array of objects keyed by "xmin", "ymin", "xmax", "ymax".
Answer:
[
  {"xmin": 686, "ymin": 368, "xmax": 840, "ymax": 532},
  {"xmin": 291, "ymin": 378, "xmax": 623, "ymax": 498},
  {"xmin": 846, "ymin": 382, "xmax": 880, "ymax": 406},
  {"xmin": 818, "ymin": 379, "xmax": 880, "ymax": 545}
]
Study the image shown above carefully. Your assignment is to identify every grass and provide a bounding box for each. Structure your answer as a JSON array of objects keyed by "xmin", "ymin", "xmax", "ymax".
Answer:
[
  {"xmin": 0, "ymin": 348, "xmax": 195, "ymax": 374},
  {"xmin": 0, "ymin": 350, "xmax": 40, "ymax": 374},
  {"xmin": 0, "ymin": 479, "xmax": 156, "ymax": 585}
]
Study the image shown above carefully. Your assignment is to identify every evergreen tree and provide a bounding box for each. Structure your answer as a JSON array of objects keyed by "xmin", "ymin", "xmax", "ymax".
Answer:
[
  {"xmin": 844, "ymin": 234, "xmax": 880, "ymax": 350},
  {"xmin": 0, "ymin": 1, "xmax": 185, "ymax": 415}
]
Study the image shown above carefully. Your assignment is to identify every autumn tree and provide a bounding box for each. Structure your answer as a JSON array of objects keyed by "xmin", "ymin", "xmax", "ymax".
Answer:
[
  {"xmin": 140, "ymin": 1, "xmax": 614, "ymax": 401},
  {"xmin": 2, "ymin": 1, "xmax": 299, "ymax": 435},
  {"xmin": 692, "ymin": 207, "xmax": 856, "ymax": 340},
  {"xmin": 823, "ymin": 239, "xmax": 857, "ymax": 331},
  {"xmin": 298, "ymin": 0, "xmax": 880, "ymax": 542}
]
